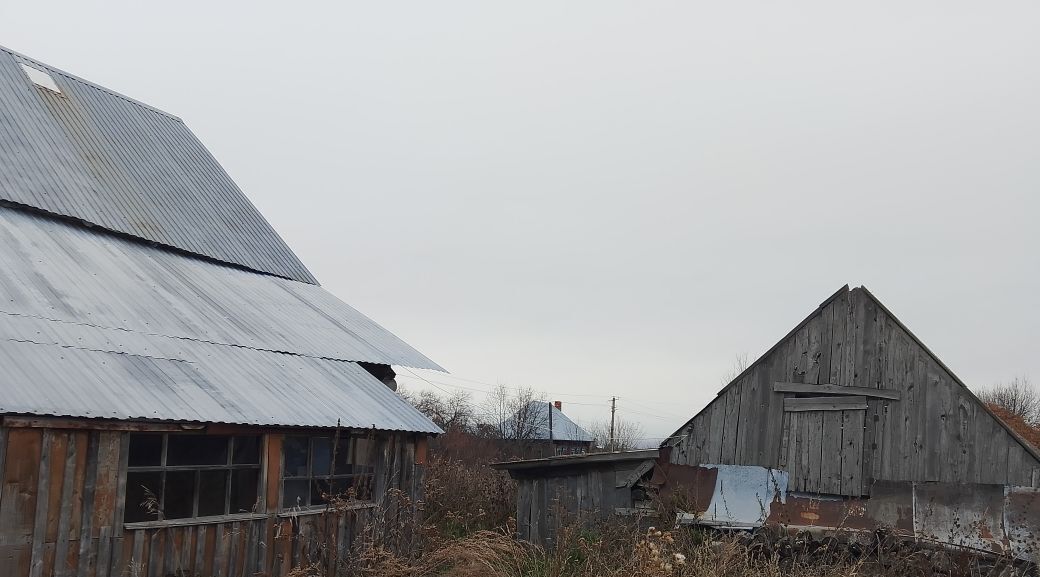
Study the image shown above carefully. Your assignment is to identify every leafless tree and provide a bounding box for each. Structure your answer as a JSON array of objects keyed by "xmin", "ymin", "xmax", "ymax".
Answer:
[
  {"xmin": 720, "ymin": 352, "xmax": 752, "ymax": 386},
  {"xmin": 587, "ymin": 417, "xmax": 646, "ymax": 452},
  {"xmin": 481, "ymin": 384, "xmax": 547, "ymax": 443},
  {"xmin": 398, "ymin": 388, "xmax": 474, "ymax": 432},
  {"xmin": 978, "ymin": 377, "xmax": 1039, "ymax": 426}
]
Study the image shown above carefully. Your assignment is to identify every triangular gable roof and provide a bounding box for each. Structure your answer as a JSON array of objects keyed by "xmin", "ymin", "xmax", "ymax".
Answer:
[
  {"xmin": 664, "ymin": 285, "xmax": 1040, "ymax": 464},
  {"xmin": 0, "ymin": 45, "xmax": 315, "ymax": 283}
]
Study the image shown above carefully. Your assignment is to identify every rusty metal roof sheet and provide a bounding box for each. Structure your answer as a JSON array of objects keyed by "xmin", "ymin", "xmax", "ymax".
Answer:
[{"xmin": 0, "ymin": 45, "xmax": 317, "ymax": 284}]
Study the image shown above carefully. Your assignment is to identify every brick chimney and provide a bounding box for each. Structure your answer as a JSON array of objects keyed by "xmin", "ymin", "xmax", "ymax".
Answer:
[{"xmin": 553, "ymin": 400, "xmax": 562, "ymax": 411}]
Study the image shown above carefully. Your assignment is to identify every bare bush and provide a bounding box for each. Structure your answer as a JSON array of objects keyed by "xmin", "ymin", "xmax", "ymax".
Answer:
[
  {"xmin": 977, "ymin": 377, "xmax": 1038, "ymax": 426},
  {"xmin": 720, "ymin": 353, "xmax": 752, "ymax": 386},
  {"xmin": 587, "ymin": 416, "xmax": 646, "ymax": 452},
  {"xmin": 398, "ymin": 387, "xmax": 475, "ymax": 432}
]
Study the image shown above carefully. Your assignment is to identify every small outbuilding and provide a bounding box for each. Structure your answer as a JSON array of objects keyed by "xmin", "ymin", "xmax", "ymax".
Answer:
[{"xmin": 491, "ymin": 450, "xmax": 658, "ymax": 544}]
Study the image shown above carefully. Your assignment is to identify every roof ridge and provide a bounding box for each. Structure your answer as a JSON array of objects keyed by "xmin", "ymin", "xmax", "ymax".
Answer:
[{"xmin": 0, "ymin": 44, "xmax": 183, "ymax": 121}]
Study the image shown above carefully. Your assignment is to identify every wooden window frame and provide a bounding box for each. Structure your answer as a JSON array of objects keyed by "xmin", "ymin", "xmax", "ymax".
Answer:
[
  {"xmin": 280, "ymin": 433, "xmax": 374, "ymax": 510},
  {"xmin": 124, "ymin": 433, "xmax": 262, "ymax": 523}
]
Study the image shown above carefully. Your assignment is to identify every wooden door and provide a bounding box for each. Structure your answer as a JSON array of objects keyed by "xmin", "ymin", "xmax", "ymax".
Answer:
[{"xmin": 778, "ymin": 399, "xmax": 866, "ymax": 496}]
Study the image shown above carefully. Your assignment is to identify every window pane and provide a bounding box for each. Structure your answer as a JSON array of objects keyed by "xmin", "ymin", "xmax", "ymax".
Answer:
[
  {"xmin": 127, "ymin": 434, "xmax": 162, "ymax": 467},
  {"xmin": 352, "ymin": 437, "xmax": 374, "ymax": 473},
  {"xmin": 167, "ymin": 435, "xmax": 228, "ymax": 466},
  {"xmin": 353, "ymin": 475, "xmax": 373, "ymax": 501},
  {"xmin": 164, "ymin": 470, "xmax": 197, "ymax": 519},
  {"xmin": 283, "ymin": 437, "xmax": 309, "ymax": 478},
  {"xmin": 282, "ymin": 479, "xmax": 309, "ymax": 508},
  {"xmin": 333, "ymin": 437, "xmax": 352, "ymax": 475},
  {"xmin": 310, "ymin": 478, "xmax": 332, "ymax": 505},
  {"xmin": 198, "ymin": 470, "xmax": 228, "ymax": 517},
  {"xmin": 232, "ymin": 436, "xmax": 261, "ymax": 465},
  {"xmin": 124, "ymin": 471, "xmax": 162, "ymax": 523},
  {"xmin": 311, "ymin": 437, "xmax": 331, "ymax": 477},
  {"xmin": 230, "ymin": 469, "xmax": 259, "ymax": 513}
]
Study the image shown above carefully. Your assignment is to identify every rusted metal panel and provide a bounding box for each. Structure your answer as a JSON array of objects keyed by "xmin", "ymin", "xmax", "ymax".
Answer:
[
  {"xmin": 666, "ymin": 462, "xmax": 1040, "ymax": 562},
  {"xmin": 1005, "ymin": 487, "xmax": 1040, "ymax": 562},
  {"xmin": 914, "ymin": 482, "xmax": 1006, "ymax": 555}
]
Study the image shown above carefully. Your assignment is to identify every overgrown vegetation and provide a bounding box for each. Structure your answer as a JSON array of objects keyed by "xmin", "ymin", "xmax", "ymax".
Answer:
[{"xmin": 284, "ymin": 428, "xmax": 1033, "ymax": 577}]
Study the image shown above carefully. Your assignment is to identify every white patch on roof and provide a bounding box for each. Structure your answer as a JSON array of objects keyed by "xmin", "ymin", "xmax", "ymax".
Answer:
[{"xmin": 20, "ymin": 63, "xmax": 60, "ymax": 93}]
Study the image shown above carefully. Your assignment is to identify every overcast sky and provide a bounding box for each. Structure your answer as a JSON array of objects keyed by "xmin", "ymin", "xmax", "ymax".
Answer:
[{"xmin": 3, "ymin": 1, "xmax": 1037, "ymax": 443}]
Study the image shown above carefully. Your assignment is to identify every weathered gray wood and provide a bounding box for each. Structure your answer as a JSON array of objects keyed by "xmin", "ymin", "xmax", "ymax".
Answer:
[
  {"xmin": 213, "ymin": 523, "xmax": 228, "ymax": 577},
  {"xmin": 77, "ymin": 431, "xmax": 99, "ymax": 577},
  {"xmin": 615, "ymin": 459, "xmax": 655, "ymax": 488},
  {"xmin": 819, "ymin": 412, "xmax": 843, "ymax": 494},
  {"xmin": 95, "ymin": 525, "xmax": 112, "ymax": 577},
  {"xmin": 773, "ymin": 382, "xmax": 901, "ymax": 400},
  {"xmin": 29, "ymin": 429, "xmax": 53, "ymax": 577},
  {"xmin": 784, "ymin": 397, "xmax": 868, "ymax": 412},
  {"xmin": 668, "ymin": 286, "xmax": 1040, "ymax": 496},
  {"xmin": 840, "ymin": 410, "xmax": 864, "ymax": 495},
  {"xmin": 131, "ymin": 530, "xmax": 145, "ymax": 577},
  {"xmin": 516, "ymin": 482, "xmax": 532, "ymax": 540},
  {"xmin": 705, "ymin": 398, "xmax": 725, "ymax": 463},
  {"xmin": 804, "ymin": 411, "xmax": 823, "ymax": 493},
  {"xmin": 720, "ymin": 381, "xmax": 742, "ymax": 464},
  {"xmin": 147, "ymin": 530, "xmax": 162, "ymax": 577},
  {"xmin": 194, "ymin": 525, "xmax": 208, "ymax": 575},
  {"xmin": 113, "ymin": 434, "xmax": 130, "ymax": 538}
]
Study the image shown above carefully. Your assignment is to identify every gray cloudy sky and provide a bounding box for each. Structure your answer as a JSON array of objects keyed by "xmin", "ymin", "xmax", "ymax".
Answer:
[{"xmin": 3, "ymin": 1, "xmax": 1037, "ymax": 443}]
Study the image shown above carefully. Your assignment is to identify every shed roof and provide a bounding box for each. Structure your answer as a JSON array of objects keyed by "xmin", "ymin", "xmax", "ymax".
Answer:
[{"xmin": 0, "ymin": 45, "xmax": 316, "ymax": 283}]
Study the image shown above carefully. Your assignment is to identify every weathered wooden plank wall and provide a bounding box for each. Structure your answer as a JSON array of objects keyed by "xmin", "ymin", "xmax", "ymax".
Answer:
[
  {"xmin": 512, "ymin": 460, "xmax": 651, "ymax": 544},
  {"xmin": 0, "ymin": 426, "xmax": 426, "ymax": 577},
  {"xmin": 670, "ymin": 286, "xmax": 1040, "ymax": 496}
]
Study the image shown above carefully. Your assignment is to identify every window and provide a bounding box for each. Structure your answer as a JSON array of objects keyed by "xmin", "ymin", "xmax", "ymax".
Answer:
[
  {"xmin": 124, "ymin": 434, "xmax": 262, "ymax": 523},
  {"xmin": 282, "ymin": 435, "xmax": 374, "ymax": 508}
]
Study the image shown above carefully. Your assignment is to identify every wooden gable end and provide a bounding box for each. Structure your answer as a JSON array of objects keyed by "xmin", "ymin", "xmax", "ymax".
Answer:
[{"xmin": 668, "ymin": 285, "xmax": 1040, "ymax": 496}]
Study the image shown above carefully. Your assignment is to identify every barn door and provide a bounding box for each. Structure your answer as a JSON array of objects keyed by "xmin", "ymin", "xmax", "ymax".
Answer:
[{"xmin": 778, "ymin": 397, "xmax": 866, "ymax": 496}]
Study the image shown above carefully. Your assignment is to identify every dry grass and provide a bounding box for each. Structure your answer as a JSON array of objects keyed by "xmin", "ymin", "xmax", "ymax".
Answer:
[{"xmin": 299, "ymin": 442, "xmax": 1033, "ymax": 577}]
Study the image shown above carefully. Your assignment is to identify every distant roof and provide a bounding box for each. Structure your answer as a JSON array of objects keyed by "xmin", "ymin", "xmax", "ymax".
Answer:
[
  {"xmin": 0, "ymin": 46, "xmax": 316, "ymax": 283},
  {"xmin": 498, "ymin": 401, "xmax": 594, "ymax": 442},
  {"xmin": 0, "ymin": 205, "xmax": 442, "ymax": 432}
]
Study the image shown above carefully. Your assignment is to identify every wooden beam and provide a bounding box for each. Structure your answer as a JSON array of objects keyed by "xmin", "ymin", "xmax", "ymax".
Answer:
[
  {"xmin": 2, "ymin": 417, "xmax": 186, "ymax": 432},
  {"xmin": 784, "ymin": 396, "xmax": 868, "ymax": 412},
  {"xmin": 773, "ymin": 382, "xmax": 901, "ymax": 400}
]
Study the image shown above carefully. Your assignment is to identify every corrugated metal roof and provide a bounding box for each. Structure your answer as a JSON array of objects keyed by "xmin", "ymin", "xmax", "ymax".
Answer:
[
  {"xmin": 499, "ymin": 401, "xmax": 594, "ymax": 442},
  {"xmin": 0, "ymin": 205, "xmax": 444, "ymax": 371},
  {"xmin": 0, "ymin": 205, "xmax": 442, "ymax": 432},
  {"xmin": 0, "ymin": 320, "xmax": 440, "ymax": 432},
  {"xmin": 0, "ymin": 45, "xmax": 317, "ymax": 284}
]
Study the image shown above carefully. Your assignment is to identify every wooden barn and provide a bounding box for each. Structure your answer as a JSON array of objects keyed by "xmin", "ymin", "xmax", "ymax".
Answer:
[
  {"xmin": 502, "ymin": 285, "xmax": 1040, "ymax": 558},
  {"xmin": 0, "ymin": 46, "xmax": 443, "ymax": 576},
  {"xmin": 665, "ymin": 284, "xmax": 1040, "ymax": 494}
]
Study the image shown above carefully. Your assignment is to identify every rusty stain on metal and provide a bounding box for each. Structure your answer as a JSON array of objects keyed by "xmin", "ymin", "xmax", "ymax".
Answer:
[{"xmin": 665, "ymin": 463, "xmax": 1040, "ymax": 563}]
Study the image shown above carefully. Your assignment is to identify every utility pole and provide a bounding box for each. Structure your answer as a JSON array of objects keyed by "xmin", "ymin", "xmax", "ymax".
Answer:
[
  {"xmin": 609, "ymin": 396, "xmax": 617, "ymax": 452},
  {"xmin": 547, "ymin": 400, "xmax": 554, "ymax": 457}
]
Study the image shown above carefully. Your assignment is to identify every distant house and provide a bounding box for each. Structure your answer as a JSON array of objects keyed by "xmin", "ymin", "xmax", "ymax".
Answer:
[
  {"xmin": 0, "ymin": 46, "xmax": 443, "ymax": 576},
  {"xmin": 497, "ymin": 401, "xmax": 594, "ymax": 458}
]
